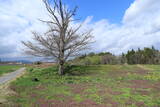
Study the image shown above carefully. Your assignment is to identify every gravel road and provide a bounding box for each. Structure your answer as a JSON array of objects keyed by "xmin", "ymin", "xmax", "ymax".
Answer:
[{"xmin": 0, "ymin": 68, "xmax": 25, "ymax": 85}]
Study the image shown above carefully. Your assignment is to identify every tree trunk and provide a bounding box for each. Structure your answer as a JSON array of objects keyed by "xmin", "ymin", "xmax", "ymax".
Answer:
[{"xmin": 58, "ymin": 63, "xmax": 64, "ymax": 75}]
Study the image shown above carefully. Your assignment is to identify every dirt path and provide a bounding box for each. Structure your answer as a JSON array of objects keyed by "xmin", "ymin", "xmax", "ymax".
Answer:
[
  {"xmin": 0, "ymin": 67, "xmax": 26, "ymax": 104},
  {"xmin": 0, "ymin": 67, "xmax": 25, "ymax": 85}
]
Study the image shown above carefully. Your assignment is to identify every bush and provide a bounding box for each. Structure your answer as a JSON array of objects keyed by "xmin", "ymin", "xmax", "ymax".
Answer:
[{"xmin": 34, "ymin": 61, "xmax": 42, "ymax": 65}]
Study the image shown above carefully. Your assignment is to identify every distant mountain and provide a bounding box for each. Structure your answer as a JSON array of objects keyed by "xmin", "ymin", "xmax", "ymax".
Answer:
[
  {"xmin": 13, "ymin": 60, "xmax": 32, "ymax": 64},
  {"xmin": 0, "ymin": 57, "xmax": 54, "ymax": 64},
  {"xmin": 0, "ymin": 58, "xmax": 33, "ymax": 64},
  {"xmin": 0, "ymin": 60, "xmax": 32, "ymax": 64}
]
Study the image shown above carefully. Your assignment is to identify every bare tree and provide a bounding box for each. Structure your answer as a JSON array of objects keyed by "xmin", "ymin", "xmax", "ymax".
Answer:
[{"xmin": 22, "ymin": 0, "xmax": 92, "ymax": 75}]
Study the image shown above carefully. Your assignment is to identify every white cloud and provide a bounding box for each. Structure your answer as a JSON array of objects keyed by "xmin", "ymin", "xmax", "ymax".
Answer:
[
  {"xmin": 0, "ymin": 0, "xmax": 160, "ymax": 59},
  {"xmin": 89, "ymin": 0, "xmax": 160, "ymax": 54},
  {"xmin": 0, "ymin": 0, "xmax": 49, "ymax": 58}
]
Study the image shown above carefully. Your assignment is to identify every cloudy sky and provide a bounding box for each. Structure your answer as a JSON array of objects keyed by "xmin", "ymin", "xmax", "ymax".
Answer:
[{"xmin": 0, "ymin": 0, "xmax": 160, "ymax": 60}]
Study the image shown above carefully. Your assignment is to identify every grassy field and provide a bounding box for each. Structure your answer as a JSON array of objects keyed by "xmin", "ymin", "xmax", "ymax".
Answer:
[
  {"xmin": 4, "ymin": 65, "xmax": 160, "ymax": 107},
  {"xmin": 0, "ymin": 65, "xmax": 22, "ymax": 76}
]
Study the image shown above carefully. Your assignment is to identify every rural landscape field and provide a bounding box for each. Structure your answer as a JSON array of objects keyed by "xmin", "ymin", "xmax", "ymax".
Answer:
[
  {"xmin": 1, "ymin": 0, "xmax": 160, "ymax": 107},
  {"xmin": 0, "ymin": 64, "xmax": 160, "ymax": 107}
]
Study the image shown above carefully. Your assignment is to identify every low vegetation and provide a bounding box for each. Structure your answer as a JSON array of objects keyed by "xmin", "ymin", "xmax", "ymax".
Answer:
[
  {"xmin": 4, "ymin": 65, "xmax": 160, "ymax": 107},
  {"xmin": 0, "ymin": 65, "xmax": 22, "ymax": 76}
]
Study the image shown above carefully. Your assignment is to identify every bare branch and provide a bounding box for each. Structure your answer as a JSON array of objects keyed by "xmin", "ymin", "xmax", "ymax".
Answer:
[{"xmin": 22, "ymin": 0, "xmax": 93, "ymax": 75}]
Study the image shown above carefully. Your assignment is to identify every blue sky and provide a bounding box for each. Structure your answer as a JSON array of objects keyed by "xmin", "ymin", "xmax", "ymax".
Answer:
[
  {"xmin": 63, "ymin": 0, "xmax": 134, "ymax": 23},
  {"xmin": 0, "ymin": 0, "xmax": 160, "ymax": 60}
]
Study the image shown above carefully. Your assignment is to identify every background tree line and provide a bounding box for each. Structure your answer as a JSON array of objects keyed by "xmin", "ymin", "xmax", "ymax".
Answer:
[
  {"xmin": 125, "ymin": 46, "xmax": 160, "ymax": 64},
  {"xmin": 70, "ymin": 46, "xmax": 160, "ymax": 65}
]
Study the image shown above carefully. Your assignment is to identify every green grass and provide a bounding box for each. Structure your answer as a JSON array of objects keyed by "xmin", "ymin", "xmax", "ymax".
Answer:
[
  {"xmin": 0, "ymin": 65, "xmax": 22, "ymax": 76},
  {"xmin": 5, "ymin": 65, "xmax": 160, "ymax": 107}
]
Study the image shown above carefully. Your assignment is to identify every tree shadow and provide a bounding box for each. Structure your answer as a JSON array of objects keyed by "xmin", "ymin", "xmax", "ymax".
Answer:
[{"xmin": 64, "ymin": 65, "xmax": 99, "ymax": 76}]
